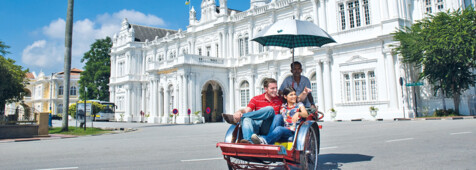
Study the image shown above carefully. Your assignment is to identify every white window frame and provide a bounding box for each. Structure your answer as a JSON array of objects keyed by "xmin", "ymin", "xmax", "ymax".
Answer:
[
  {"xmin": 310, "ymin": 73, "xmax": 318, "ymax": 103},
  {"xmin": 338, "ymin": 0, "xmax": 371, "ymax": 31},
  {"xmin": 240, "ymin": 81, "xmax": 250, "ymax": 107},
  {"xmin": 70, "ymin": 86, "xmax": 77, "ymax": 96},
  {"xmin": 58, "ymin": 86, "xmax": 64, "ymax": 95},
  {"xmin": 342, "ymin": 70, "xmax": 377, "ymax": 103}
]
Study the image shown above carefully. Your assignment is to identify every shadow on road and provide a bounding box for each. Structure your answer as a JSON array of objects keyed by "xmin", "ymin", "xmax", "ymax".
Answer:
[{"xmin": 318, "ymin": 153, "xmax": 373, "ymax": 170}]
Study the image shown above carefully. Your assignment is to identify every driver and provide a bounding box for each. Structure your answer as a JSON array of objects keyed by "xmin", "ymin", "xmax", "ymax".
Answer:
[
  {"xmin": 279, "ymin": 61, "xmax": 317, "ymax": 110},
  {"xmin": 223, "ymin": 78, "xmax": 283, "ymax": 144}
]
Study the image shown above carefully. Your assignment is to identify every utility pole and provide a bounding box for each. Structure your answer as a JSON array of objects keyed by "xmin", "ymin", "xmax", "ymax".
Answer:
[
  {"xmin": 62, "ymin": 0, "xmax": 74, "ymax": 131},
  {"xmin": 50, "ymin": 73, "xmax": 53, "ymax": 114}
]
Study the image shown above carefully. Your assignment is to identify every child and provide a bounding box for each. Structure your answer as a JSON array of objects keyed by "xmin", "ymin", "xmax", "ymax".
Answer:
[{"xmin": 251, "ymin": 86, "xmax": 309, "ymax": 144}]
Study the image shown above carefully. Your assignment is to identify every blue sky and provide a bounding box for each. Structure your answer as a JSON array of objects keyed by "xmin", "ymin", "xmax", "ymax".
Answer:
[{"xmin": 0, "ymin": 0, "xmax": 249, "ymax": 76}]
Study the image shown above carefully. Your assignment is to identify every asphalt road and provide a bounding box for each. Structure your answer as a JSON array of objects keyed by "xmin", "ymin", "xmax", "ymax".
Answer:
[{"xmin": 1, "ymin": 119, "xmax": 475, "ymax": 170}]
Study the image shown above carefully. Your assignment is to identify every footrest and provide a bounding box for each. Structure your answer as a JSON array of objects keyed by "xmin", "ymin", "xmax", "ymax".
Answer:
[{"xmin": 217, "ymin": 142, "xmax": 287, "ymax": 159}]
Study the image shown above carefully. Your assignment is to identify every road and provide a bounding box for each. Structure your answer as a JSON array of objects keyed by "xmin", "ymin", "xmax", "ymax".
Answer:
[{"xmin": 1, "ymin": 119, "xmax": 475, "ymax": 170}]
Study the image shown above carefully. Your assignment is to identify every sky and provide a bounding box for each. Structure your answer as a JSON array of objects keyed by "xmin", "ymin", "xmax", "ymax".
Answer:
[{"xmin": 0, "ymin": 0, "xmax": 250, "ymax": 77}]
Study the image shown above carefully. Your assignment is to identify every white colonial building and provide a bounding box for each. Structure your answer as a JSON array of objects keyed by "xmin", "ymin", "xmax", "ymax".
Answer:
[{"xmin": 109, "ymin": 0, "xmax": 476, "ymax": 123}]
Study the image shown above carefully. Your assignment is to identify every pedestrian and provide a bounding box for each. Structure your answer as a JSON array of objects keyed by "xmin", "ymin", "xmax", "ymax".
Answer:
[{"xmin": 140, "ymin": 110, "xmax": 145, "ymax": 122}]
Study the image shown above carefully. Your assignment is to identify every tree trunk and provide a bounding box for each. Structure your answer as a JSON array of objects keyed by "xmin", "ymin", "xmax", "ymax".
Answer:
[
  {"xmin": 0, "ymin": 101, "xmax": 5, "ymax": 116},
  {"xmin": 441, "ymin": 89, "xmax": 446, "ymax": 110},
  {"xmin": 62, "ymin": 0, "xmax": 74, "ymax": 132},
  {"xmin": 453, "ymin": 93, "xmax": 461, "ymax": 115}
]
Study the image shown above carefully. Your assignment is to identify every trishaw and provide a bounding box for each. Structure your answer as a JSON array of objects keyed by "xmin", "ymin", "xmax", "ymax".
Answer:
[
  {"xmin": 216, "ymin": 109, "xmax": 324, "ymax": 170},
  {"xmin": 216, "ymin": 19, "xmax": 334, "ymax": 170}
]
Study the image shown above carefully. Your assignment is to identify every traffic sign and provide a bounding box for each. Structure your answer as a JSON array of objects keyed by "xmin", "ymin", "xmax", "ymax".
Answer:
[
  {"xmin": 206, "ymin": 107, "xmax": 211, "ymax": 114},
  {"xmin": 405, "ymin": 82, "xmax": 424, "ymax": 86},
  {"xmin": 173, "ymin": 109, "xmax": 178, "ymax": 114},
  {"xmin": 188, "ymin": 109, "xmax": 191, "ymax": 115}
]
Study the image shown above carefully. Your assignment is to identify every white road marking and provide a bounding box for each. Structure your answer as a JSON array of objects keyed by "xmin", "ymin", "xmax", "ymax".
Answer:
[
  {"xmin": 181, "ymin": 157, "xmax": 223, "ymax": 162},
  {"xmin": 320, "ymin": 146, "xmax": 338, "ymax": 150},
  {"xmin": 36, "ymin": 167, "xmax": 79, "ymax": 170},
  {"xmin": 450, "ymin": 132, "xmax": 472, "ymax": 135},
  {"xmin": 385, "ymin": 138, "xmax": 414, "ymax": 143}
]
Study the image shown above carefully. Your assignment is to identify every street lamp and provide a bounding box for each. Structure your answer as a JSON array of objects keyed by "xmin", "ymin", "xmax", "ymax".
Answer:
[{"xmin": 49, "ymin": 72, "xmax": 54, "ymax": 115}]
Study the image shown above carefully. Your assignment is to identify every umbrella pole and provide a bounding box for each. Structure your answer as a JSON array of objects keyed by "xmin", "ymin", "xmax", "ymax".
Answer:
[{"xmin": 292, "ymin": 48, "xmax": 295, "ymax": 64}]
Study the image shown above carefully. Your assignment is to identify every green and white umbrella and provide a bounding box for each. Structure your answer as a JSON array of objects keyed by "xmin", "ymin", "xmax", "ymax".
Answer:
[{"xmin": 252, "ymin": 19, "xmax": 336, "ymax": 63}]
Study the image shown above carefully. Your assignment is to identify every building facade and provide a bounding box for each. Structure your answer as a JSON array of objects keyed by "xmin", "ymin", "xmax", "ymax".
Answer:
[
  {"xmin": 109, "ymin": 0, "xmax": 476, "ymax": 123},
  {"xmin": 4, "ymin": 69, "xmax": 82, "ymax": 119}
]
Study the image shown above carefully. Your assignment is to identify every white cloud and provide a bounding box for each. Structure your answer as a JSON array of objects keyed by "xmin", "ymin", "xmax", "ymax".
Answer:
[
  {"xmin": 22, "ymin": 40, "xmax": 62, "ymax": 67},
  {"xmin": 42, "ymin": 18, "xmax": 65, "ymax": 39},
  {"xmin": 22, "ymin": 9, "xmax": 166, "ymax": 73},
  {"xmin": 97, "ymin": 9, "xmax": 165, "ymax": 27}
]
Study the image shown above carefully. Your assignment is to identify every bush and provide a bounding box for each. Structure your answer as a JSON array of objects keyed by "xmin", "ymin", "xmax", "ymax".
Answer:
[{"xmin": 433, "ymin": 109, "xmax": 460, "ymax": 117}]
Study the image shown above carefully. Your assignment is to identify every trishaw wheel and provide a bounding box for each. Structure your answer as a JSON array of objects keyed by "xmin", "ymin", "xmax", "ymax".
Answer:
[{"xmin": 300, "ymin": 127, "xmax": 319, "ymax": 170}]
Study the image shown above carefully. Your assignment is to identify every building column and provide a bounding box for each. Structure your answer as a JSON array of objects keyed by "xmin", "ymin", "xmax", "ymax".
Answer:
[
  {"xmin": 178, "ymin": 74, "xmax": 189, "ymax": 124},
  {"xmin": 388, "ymin": 0, "xmax": 400, "ymax": 18},
  {"xmin": 229, "ymin": 73, "xmax": 235, "ymax": 113},
  {"xmin": 323, "ymin": 59, "xmax": 333, "ymax": 113},
  {"xmin": 250, "ymin": 74, "xmax": 255, "ymax": 98},
  {"xmin": 191, "ymin": 73, "xmax": 197, "ymax": 114},
  {"xmin": 184, "ymin": 73, "xmax": 190, "ymax": 123},
  {"xmin": 318, "ymin": 0, "xmax": 328, "ymax": 31},
  {"xmin": 163, "ymin": 87, "xmax": 169, "ymax": 123},
  {"xmin": 109, "ymin": 86, "xmax": 115, "ymax": 106},
  {"xmin": 384, "ymin": 47, "xmax": 399, "ymax": 110},
  {"xmin": 312, "ymin": 0, "xmax": 319, "ymax": 25},
  {"xmin": 315, "ymin": 60, "xmax": 325, "ymax": 112},
  {"xmin": 125, "ymin": 85, "xmax": 132, "ymax": 121},
  {"xmin": 174, "ymin": 82, "xmax": 179, "ymax": 115},
  {"xmin": 380, "ymin": 0, "xmax": 390, "ymax": 20},
  {"xmin": 141, "ymin": 83, "xmax": 146, "ymax": 114},
  {"xmin": 157, "ymin": 84, "xmax": 163, "ymax": 122},
  {"xmin": 153, "ymin": 80, "xmax": 160, "ymax": 123}
]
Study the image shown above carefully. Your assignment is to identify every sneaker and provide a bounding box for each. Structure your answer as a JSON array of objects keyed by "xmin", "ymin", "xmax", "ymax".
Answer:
[
  {"xmin": 251, "ymin": 134, "xmax": 268, "ymax": 145},
  {"xmin": 239, "ymin": 139, "xmax": 251, "ymax": 144},
  {"xmin": 222, "ymin": 113, "xmax": 237, "ymax": 125}
]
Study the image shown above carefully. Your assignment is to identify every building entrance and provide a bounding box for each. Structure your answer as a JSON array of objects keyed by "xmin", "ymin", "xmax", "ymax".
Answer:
[{"xmin": 201, "ymin": 81, "xmax": 223, "ymax": 122}]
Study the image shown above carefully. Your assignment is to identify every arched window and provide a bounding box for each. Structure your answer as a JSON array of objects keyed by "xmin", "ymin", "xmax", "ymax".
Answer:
[
  {"xmin": 310, "ymin": 73, "xmax": 318, "ymax": 103},
  {"xmin": 58, "ymin": 86, "xmax": 64, "ymax": 95},
  {"xmin": 57, "ymin": 104, "xmax": 63, "ymax": 114},
  {"xmin": 240, "ymin": 81, "xmax": 250, "ymax": 107},
  {"xmin": 70, "ymin": 86, "xmax": 77, "ymax": 96},
  {"xmin": 24, "ymin": 89, "xmax": 32, "ymax": 97}
]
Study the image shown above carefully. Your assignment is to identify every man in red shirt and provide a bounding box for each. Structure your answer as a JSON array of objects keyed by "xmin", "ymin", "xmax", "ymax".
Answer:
[{"xmin": 223, "ymin": 78, "xmax": 283, "ymax": 144}]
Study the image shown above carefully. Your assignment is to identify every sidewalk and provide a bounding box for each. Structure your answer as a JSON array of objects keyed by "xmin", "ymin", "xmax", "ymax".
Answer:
[{"xmin": 0, "ymin": 134, "xmax": 77, "ymax": 143}]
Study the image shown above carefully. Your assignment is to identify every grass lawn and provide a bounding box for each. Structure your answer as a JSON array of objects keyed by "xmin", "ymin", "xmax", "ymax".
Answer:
[{"xmin": 49, "ymin": 126, "xmax": 112, "ymax": 136}]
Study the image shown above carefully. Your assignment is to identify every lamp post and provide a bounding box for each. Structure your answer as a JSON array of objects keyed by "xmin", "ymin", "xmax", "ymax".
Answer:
[
  {"xmin": 83, "ymin": 87, "xmax": 87, "ymax": 130},
  {"xmin": 399, "ymin": 77, "xmax": 405, "ymax": 118},
  {"xmin": 49, "ymin": 73, "xmax": 54, "ymax": 115}
]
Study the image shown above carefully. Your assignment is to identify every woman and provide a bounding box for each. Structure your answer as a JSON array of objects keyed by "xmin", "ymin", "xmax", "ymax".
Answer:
[{"xmin": 251, "ymin": 86, "xmax": 309, "ymax": 145}]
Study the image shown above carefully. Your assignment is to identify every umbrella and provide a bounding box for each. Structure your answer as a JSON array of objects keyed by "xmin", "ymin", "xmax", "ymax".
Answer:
[{"xmin": 251, "ymin": 19, "xmax": 336, "ymax": 63}]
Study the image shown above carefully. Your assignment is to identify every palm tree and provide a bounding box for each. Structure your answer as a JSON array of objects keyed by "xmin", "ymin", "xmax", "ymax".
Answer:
[{"xmin": 62, "ymin": 0, "xmax": 74, "ymax": 131}]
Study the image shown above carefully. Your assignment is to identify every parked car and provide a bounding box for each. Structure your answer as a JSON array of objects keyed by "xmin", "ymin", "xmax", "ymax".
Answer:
[{"xmin": 51, "ymin": 114, "xmax": 62, "ymax": 120}]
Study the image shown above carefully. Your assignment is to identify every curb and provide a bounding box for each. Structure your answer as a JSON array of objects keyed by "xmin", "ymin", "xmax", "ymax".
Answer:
[
  {"xmin": 0, "ymin": 127, "xmax": 136, "ymax": 143},
  {"xmin": 324, "ymin": 116, "xmax": 475, "ymax": 122}
]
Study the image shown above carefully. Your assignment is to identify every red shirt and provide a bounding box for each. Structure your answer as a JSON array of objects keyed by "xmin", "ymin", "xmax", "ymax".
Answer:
[{"xmin": 247, "ymin": 93, "xmax": 283, "ymax": 114}]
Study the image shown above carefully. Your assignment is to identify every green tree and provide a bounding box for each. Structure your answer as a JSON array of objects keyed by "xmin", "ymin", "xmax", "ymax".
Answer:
[
  {"xmin": 393, "ymin": 7, "xmax": 476, "ymax": 114},
  {"xmin": 79, "ymin": 37, "xmax": 112, "ymax": 101},
  {"xmin": 0, "ymin": 41, "xmax": 29, "ymax": 115}
]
